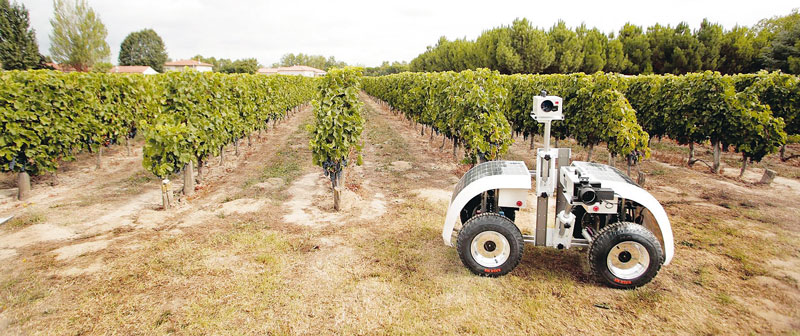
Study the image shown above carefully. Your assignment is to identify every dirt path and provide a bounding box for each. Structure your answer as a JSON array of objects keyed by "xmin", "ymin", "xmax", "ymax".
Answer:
[{"xmin": 1, "ymin": 96, "xmax": 799, "ymax": 335}]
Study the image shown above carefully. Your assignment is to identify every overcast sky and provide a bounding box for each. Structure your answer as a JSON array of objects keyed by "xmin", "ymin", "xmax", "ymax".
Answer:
[{"xmin": 22, "ymin": 0, "xmax": 799, "ymax": 67}]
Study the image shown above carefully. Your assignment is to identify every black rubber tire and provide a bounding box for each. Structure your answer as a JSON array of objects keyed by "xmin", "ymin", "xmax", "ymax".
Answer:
[
  {"xmin": 457, "ymin": 213, "xmax": 523, "ymax": 277},
  {"xmin": 588, "ymin": 222, "xmax": 663, "ymax": 289}
]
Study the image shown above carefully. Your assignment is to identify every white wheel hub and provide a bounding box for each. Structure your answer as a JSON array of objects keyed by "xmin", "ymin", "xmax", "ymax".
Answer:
[
  {"xmin": 471, "ymin": 231, "xmax": 510, "ymax": 268},
  {"xmin": 607, "ymin": 241, "xmax": 650, "ymax": 280}
]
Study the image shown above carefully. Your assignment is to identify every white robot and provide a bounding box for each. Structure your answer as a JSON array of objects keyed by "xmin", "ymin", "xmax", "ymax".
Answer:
[{"xmin": 442, "ymin": 92, "xmax": 674, "ymax": 289}]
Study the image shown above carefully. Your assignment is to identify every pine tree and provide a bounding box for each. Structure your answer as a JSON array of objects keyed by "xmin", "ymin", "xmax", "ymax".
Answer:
[{"xmin": 0, "ymin": 0, "xmax": 45, "ymax": 70}]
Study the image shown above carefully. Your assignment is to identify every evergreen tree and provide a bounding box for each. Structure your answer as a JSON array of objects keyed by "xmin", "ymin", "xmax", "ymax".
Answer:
[
  {"xmin": 579, "ymin": 25, "xmax": 608, "ymax": 73},
  {"xmin": 761, "ymin": 20, "xmax": 800, "ymax": 73},
  {"xmin": 605, "ymin": 35, "xmax": 628, "ymax": 73},
  {"xmin": 618, "ymin": 23, "xmax": 652, "ymax": 74},
  {"xmin": 696, "ymin": 19, "xmax": 723, "ymax": 70},
  {"xmin": 546, "ymin": 20, "xmax": 583, "ymax": 73},
  {"xmin": 719, "ymin": 26, "xmax": 759, "ymax": 74},
  {"xmin": 0, "ymin": 0, "xmax": 45, "ymax": 70}
]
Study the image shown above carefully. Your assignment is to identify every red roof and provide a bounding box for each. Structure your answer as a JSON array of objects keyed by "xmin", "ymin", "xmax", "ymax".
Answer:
[
  {"xmin": 165, "ymin": 59, "xmax": 213, "ymax": 67},
  {"xmin": 46, "ymin": 62, "xmax": 81, "ymax": 72},
  {"xmin": 110, "ymin": 66, "xmax": 154, "ymax": 73}
]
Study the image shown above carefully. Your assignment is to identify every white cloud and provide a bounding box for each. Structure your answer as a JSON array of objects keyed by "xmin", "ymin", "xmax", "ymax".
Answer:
[{"xmin": 21, "ymin": 0, "xmax": 800, "ymax": 67}]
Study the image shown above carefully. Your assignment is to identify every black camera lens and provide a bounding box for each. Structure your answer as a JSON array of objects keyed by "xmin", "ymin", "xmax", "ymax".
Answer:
[
  {"xmin": 541, "ymin": 100, "xmax": 554, "ymax": 112},
  {"xmin": 579, "ymin": 187, "xmax": 597, "ymax": 204}
]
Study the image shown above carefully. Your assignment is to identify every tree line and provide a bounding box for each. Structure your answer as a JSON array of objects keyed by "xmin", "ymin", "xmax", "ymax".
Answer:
[
  {"xmin": 409, "ymin": 11, "xmax": 800, "ymax": 75},
  {"xmin": 1, "ymin": 0, "xmax": 336, "ymax": 74},
  {"xmin": 271, "ymin": 53, "xmax": 347, "ymax": 71}
]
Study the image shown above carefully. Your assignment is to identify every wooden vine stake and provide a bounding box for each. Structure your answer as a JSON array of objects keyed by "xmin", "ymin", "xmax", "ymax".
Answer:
[
  {"xmin": 183, "ymin": 162, "xmax": 194, "ymax": 196},
  {"xmin": 161, "ymin": 179, "xmax": 173, "ymax": 210},
  {"xmin": 17, "ymin": 172, "xmax": 31, "ymax": 201}
]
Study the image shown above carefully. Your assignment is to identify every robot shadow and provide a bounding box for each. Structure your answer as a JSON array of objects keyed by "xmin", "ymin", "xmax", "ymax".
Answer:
[{"xmin": 512, "ymin": 246, "xmax": 594, "ymax": 284}]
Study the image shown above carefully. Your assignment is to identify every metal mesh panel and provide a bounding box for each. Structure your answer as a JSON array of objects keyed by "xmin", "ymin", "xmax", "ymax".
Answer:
[{"xmin": 451, "ymin": 161, "xmax": 529, "ymax": 202}]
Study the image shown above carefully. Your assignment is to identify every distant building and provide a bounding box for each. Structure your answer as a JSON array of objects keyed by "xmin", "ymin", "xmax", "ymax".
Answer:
[
  {"xmin": 257, "ymin": 65, "xmax": 326, "ymax": 77},
  {"xmin": 109, "ymin": 65, "xmax": 158, "ymax": 75},
  {"xmin": 164, "ymin": 59, "xmax": 213, "ymax": 72},
  {"xmin": 45, "ymin": 62, "xmax": 80, "ymax": 72}
]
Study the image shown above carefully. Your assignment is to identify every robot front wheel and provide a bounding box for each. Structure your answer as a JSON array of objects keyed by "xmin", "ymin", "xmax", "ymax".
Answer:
[{"xmin": 457, "ymin": 213, "xmax": 524, "ymax": 277}]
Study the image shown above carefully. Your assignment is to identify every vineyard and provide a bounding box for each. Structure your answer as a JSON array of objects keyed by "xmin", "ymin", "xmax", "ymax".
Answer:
[
  {"xmin": 0, "ymin": 68, "xmax": 799, "ymax": 334},
  {"xmin": 365, "ymin": 70, "xmax": 798, "ymax": 176},
  {"xmin": 1, "ymin": 70, "xmax": 316, "ymax": 204}
]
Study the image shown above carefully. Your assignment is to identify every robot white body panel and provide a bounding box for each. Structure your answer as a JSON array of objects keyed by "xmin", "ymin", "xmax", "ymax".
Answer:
[{"xmin": 442, "ymin": 161, "xmax": 531, "ymax": 247}]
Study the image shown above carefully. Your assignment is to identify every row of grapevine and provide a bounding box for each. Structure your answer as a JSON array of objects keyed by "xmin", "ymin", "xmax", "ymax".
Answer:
[
  {"xmin": 363, "ymin": 69, "xmax": 649, "ymax": 163},
  {"xmin": 141, "ymin": 71, "xmax": 315, "ymax": 208},
  {"xmin": 1, "ymin": 71, "xmax": 158, "ymax": 175},
  {"xmin": 141, "ymin": 71, "xmax": 315, "ymax": 179},
  {"xmin": 365, "ymin": 69, "xmax": 796, "ymax": 176},
  {"xmin": 1, "ymin": 70, "xmax": 159, "ymax": 199},
  {"xmin": 0, "ymin": 70, "xmax": 316, "ymax": 201},
  {"xmin": 308, "ymin": 67, "xmax": 365, "ymax": 211},
  {"xmin": 504, "ymin": 72, "xmax": 649, "ymax": 160},
  {"xmin": 732, "ymin": 72, "xmax": 800, "ymax": 161},
  {"xmin": 624, "ymin": 71, "xmax": 788, "ymax": 175},
  {"xmin": 362, "ymin": 69, "xmax": 513, "ymax": 163}
]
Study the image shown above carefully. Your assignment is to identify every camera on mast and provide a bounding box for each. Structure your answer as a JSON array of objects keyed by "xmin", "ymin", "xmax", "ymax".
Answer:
[{"xmin": 531, "ymin": 90, "xmax": 563, "ymax": 122}]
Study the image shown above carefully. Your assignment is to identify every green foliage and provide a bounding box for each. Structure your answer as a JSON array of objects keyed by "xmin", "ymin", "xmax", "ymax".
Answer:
[
  {"xmin": 219, "ymin": 58, "xmax": 259, "ymax": 74},
  {"xmin": 274, "ymin": 53, "xmax": 347, "ymax": 71},
  {"xmin": 308, "ymin": 67, "xmax": 364, "ymax": 184},
  {"xmin": 0, "ymin": 0, "xmax": 46, "ymax": 70},
  {"xmin": 190, "ymin": 55, "xmax": 261, "ymax": 73},
  {"xmin": 579, "ymin": 26, "xmax": 608, "ymax": 73},
  {"xmin": 619, "ymin": 23, "xmax": 653, "ymax": 74},
  {"xmin": 546, "ymin": 21, "xmax": 583, "ymax": 73},
  {"xmin": 363, "ymin": 69, "xmax": 513, "ymax": 163},
  {"xmin": 719, "ymin": 26, "xmax": 760, "ymax": 74},
  {"xmin": 626, "ymin": 71, "xmax": 788, "ymax": 163},
  {"xmin": 143, "ymin": 72, "xmax": 315, "ymax": 178},
  {"xmin": 118, "ymin": 28, "xmax": 168, "ymax": 72},
  {"xmin": 734, "ymin": 71, "xmax": 800, "ymax": 137},
  {"xmin": 761, "ymin": 21, "xmax": 800, "ymax": 74},
  {"xmin": 504, "ymin": 19, "xmax": 554, "ymax": 74},
  {"xmin": 410, "ymin": 36, "xmax": 478, "ymax": 72},
  {"xmin": 91, "ymin": 61, "xmax": 111, "ymax": 72},
  {"xmin": 0, "ymin": 70, "xmax": 158, "ymax": 175},
  {"xmin": 697, "ymin": 19, "xmax": 724, "ymax": 71},
  {"xmin": 565, "ymin": 73, "xmax": 649, "ymax": 157},
  {"xmin": 0, "ymin": 70, "xmax": 314, "ymax": 179},
  {"xmin": 364, "ymin": 61, "xmax": 409, "ymax": 76},
  {"xmin": 731, "ymin": 92, "xmax": 786, "ymax": 162},
  {"xmin": 49, "ymin": 0, "xmax": 110, "ymax": 72},
  {"xmin": 403, "ymin": 11, "xmax": 800, "ymax": 75},
  {"xmin": 648, "ymin": 22, "xmax": 703, "ymax": 74},
  {"xmin": 604, "ymin": 37, "xmax": 627, "ymax": 73}
]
